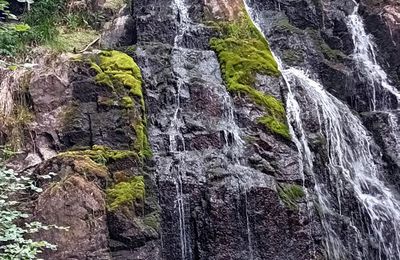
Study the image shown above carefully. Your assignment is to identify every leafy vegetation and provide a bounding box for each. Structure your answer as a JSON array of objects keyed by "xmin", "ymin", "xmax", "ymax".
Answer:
[
  {"xmin": 0, "ymin": 149, "xmax": 65, "ymax": 259},
  {"xmin": 210, "ymin": 11, "xmax": 290, "ymax": 139},
  {"xmin": 0, "ymin": 0, "xmax": 102, "ymax": 57}
]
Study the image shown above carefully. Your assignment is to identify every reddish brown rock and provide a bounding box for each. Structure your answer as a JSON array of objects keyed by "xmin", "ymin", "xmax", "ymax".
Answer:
[
  {"xmin": 203, "ymin": 0, "xmax": 243, "ymax": 21},
  {"xmin": 34, "ymin": 175, "xmax": 111, "ymax": 259}
]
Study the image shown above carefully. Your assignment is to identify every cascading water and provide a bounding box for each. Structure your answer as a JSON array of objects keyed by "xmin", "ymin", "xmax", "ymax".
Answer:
[
  {"xmin": 164, "ymin": 1, "xmax": 246, "ymax": 259},
  {"xmin": 246, "ymin": 1, "xmax": 400, "ymax": 259},
  {"xmin": 388, "ymin": 113, "xmax": 400, "ymax": 153},
  {"xmin": 169, "ymin": 1, "xmax": 192, "ymax": 259},
  {"xmin": 347, "ymin": 0, "xmax": 400, "ymax": 110}
]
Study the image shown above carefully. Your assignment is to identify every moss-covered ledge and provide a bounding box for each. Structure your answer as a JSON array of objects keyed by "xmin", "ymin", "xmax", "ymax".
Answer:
[
  {"xmin": 70, "ymin": 50, "xmax": 152, "ymax": 158},
  {"xmin": 210, "ymin": 10, "xmax": 290, "ymax": 139},
  {"xmin": 59, "ymin": 145, "xmax": 138, "ymax": 165}
]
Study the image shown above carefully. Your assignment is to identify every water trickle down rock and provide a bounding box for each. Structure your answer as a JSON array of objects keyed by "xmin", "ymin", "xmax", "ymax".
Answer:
[
  {"xmin": 246, "ymin": 0, "xmax": 400, "ymax": 259},
  {"xmin": 134, "ymin": 0, "xmax": 311, "ymax": 259}
]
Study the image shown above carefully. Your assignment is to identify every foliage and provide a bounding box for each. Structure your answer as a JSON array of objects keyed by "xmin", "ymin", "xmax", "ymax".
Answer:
[
  {"xmin": 210, "ymin": 11, "xmax": 290, "ymax": 139},
  {"xmin": 0, "ymin": 151, "xmax": 64, "ymax": 259},
  {"xmin": 0, "ymin": 0, "xmax": 17, "ymax": 20},
  {"xmin": 278, "ymin": 184, "xmax": 305, "ymax": 210},
  {"xmin": 0, "ymin": 0, "xmax": 103, "ymax": 56},
  {"xmin": 0, "ymin": 23, "xmax": 31, "ymax": 56},
  {"xmin": 22, "ymin": 0, "xmax": 64, "ymax": 45},
  {"xmin": 106, "ymin": 176, "xmax": 145, "ymax": 211}
]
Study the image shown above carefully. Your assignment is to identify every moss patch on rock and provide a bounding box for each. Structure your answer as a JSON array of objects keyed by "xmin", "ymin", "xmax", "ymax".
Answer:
[
  {"xmin": 88, "ymin": 50, "xmax": 152, "ymax": 157},
  {"xmin": 106, "ymin": 176, "xmax": 145, "ymax": 211},
  {"xmin": 278, "ymin": 184, "xmax": 305, "ymax": 210},
  {"xmin": 60, "ymin": 145, "xmax": 138, "ymax": 165},
  {"xmin": 306, "ymin": 29, "xmax": 346, "ymax": 62},
  {"xmin": 210, "ymin": 11, "xmax": 290, "ymax": 139},
  {"xmin": 258, "ymin": 115, "xmax": 290, "ymax": 139},
  {"xmin": 90, "ymin": 50, "xmax": 142, "ymax": 98},
  {"xmin": 57, "ymin": 154, "xmax": 109, "ymax": 178}
]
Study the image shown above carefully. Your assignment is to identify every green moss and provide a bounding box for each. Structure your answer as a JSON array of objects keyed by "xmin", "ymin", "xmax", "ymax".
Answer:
[
  {"xmin": 306, "ymin": 29, "xmax": 346, "ymax": 62},
  {"xmin": 210, "ymin": 12, "xmax": 290, "ymax": 139},
  {"xmin": 122, "ymin": 96, "xmax": 134, "ymax": 108},
  {"xmin": 132, "ymin": 121, "xmax": 152, "ymax": 158},
  {"xmin": 258, "ymin": 115, "xmax": 290, "ymax": 139},
  {"xmin": 89, "ymin": 50, "xmax": 152, "ymax": 158},
  {"xmin": 92, "ymin": 50, "xmax": 142, "ymax": 96},
  {"xmin": 278, "ymin": 184, "xmax": 305, "ymax": 210},
  {"xmin": 60, "ymin": 145, "xmax": 138, "ymax": 165},
  {"xmin": 106, "ymin": 176, "xmax": 145, "ymax": 211},
  {"xmin": 282, "ymin": 49, "xmax": 304, "ymax": 64},
  {"xmin": 58, "ymin": 154, "xmax": 109, "ymax": 178},
  {"xmin": 275, "ymin": 18, "xmax": 303, "ymax": 34},
  {"xmin": 143, "ymin": 212, "xmax": 160, "ymax": 230}
]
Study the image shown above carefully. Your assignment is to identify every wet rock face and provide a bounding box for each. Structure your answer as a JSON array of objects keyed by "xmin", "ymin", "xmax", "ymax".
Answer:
[
  {"xmin": 3, "ymin": 0, "xmax": 400, "ymax": 258},
  {"xmin": 133, "ymin": 0, "xmax": 177, "ymax": 45},
  {"xmin": 133, "ymin": 0, "xmax": 316, "ymax": 259},
  {"xmin": 362, "ymin": 111, "xmax": 400, "ymax": 188},
  {"xmin": 360, "ymin": 0, "xmax": 400, "ymax": 86}
]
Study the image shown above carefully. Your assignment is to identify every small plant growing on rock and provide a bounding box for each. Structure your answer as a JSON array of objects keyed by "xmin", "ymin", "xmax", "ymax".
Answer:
[
  {"xmin": 0, "ymin": 150, "xmax": 65, "ymax": 259},
  {"xmin": 278, "ymin": 184, "xmax": 305, "ymax": 210}
]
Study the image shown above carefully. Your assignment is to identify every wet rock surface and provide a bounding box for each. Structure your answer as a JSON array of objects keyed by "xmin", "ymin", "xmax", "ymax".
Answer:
[{"xmin": 1, "ymin": 0, "xmax": 400, "ymax": 259}]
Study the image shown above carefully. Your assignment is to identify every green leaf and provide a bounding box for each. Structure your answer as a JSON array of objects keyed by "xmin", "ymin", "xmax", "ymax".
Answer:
[{"xmin": 13, "ymin": 24, "xmax": 31, "ymax": 32}]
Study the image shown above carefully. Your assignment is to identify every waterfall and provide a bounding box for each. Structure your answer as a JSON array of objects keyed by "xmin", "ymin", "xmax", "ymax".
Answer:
[
  {"xmin": 245, "ymin": 1, "xmax": 400, "ymax": 259},
  {"xmin": 169, "ymin": 1, "xmax": 192, "ymax": 259},
  {"xmin": 347, "ymin": 0, "xmax": 400, "ymax": 110},
  {"xmin": 164, "ymin": 0, "xmax": 246, "ymax": 258},
  {"xmin": 388, "ymin": 112, "xmax": 400, "ymax": 153}
]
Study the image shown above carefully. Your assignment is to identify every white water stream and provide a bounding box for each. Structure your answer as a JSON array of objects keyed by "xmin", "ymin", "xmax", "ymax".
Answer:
[
  {"xmin": 246, "ymin": 1, "xmax": 400, "ymax": 259},
  {"xmin": 347, "ymin": 0, "xmax": 400, "ymax": 110}
]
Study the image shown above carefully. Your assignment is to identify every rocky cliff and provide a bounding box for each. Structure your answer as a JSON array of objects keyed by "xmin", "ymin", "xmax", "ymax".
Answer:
[{"xmin": 1, "ymin": 0, "xmax": 400, "ymax": 259}]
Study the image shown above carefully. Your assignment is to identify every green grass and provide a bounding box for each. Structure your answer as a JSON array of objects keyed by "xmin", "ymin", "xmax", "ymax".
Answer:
[{"xmin": 49, "ymin": 28, "xmax": 99, "ymax": 52}]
